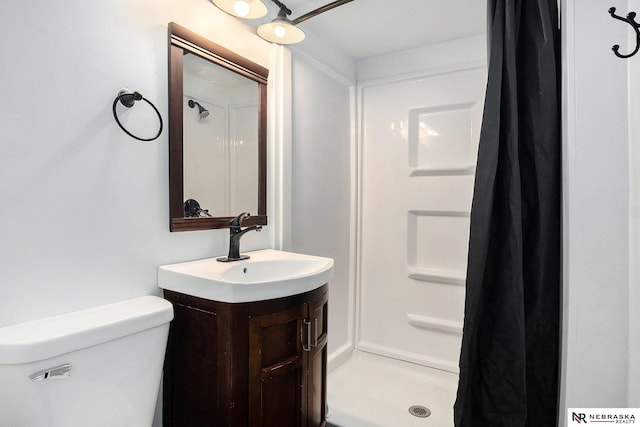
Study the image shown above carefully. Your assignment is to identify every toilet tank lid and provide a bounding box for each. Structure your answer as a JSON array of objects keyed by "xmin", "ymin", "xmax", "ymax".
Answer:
[{"xmin": 0, "ymin": 296, "xmax": 174, "ymax": 365}]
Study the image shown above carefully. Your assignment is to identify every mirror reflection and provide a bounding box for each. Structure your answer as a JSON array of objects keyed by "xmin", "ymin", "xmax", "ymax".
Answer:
[
  {"xmin": 182, "ymin": 53, "xmax": 259, "ymax": 218},
  {"xmin": 168, "ymin": 22, "xmax": 268, "ymax": 231}
]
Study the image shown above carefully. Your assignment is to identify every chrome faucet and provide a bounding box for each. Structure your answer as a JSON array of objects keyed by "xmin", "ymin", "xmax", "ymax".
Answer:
[{"xmin": 217, "ymin": 212, "xmax": 262, "ymax": 262}]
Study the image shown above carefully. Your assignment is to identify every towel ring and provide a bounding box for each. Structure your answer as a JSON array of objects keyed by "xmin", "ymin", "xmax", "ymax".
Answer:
[{"xmin": 112, "ymin": 89, "xmax": 163, "ymax": 142}]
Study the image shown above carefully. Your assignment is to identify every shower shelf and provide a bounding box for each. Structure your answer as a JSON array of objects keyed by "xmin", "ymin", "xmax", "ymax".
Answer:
[
  {"xmin": 407, "ymin": 267, "xmax": 465, "ymax": 286},
  {"xmin": 409, "ymin": 165, "xmax": 476, "ymax": 177},
  {"xmin": 406, "ymin": 313, "xmax": 463, "ymax": 335}
]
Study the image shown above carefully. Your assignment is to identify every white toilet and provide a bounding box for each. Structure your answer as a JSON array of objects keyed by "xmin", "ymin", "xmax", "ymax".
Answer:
[{"xmin": 0, "ymin": 295, "xmax": 173, "ymax": 427}]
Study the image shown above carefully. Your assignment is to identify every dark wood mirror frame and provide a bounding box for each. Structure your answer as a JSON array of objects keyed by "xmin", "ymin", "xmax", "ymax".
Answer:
[{"xmin": 168, "ymin": 22, "xmax": 268, "ymax": 231}]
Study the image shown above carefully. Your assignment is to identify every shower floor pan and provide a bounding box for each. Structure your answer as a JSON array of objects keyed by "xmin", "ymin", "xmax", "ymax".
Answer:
[{"xmin": 327, "ymin": 350, "xmax": 458, "ymax": 427}]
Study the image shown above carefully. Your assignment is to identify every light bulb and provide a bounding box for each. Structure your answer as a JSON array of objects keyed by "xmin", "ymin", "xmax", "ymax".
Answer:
[
  {"xmin": 274, "ymin": 25, "xmax": 286, "ymax": 38},
  {"xmin": 233, "ymin": 0, "xmax": 250, "ymax": 17}
]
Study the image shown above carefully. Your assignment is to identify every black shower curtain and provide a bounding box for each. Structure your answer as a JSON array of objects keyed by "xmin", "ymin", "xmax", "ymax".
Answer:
[{"xmin": 454, "ymin": 1, "xmax": 561, "ymax": 426}]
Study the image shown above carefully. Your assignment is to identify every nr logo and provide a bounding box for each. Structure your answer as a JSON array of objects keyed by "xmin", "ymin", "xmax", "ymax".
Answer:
[{"xmin": 572, "ymin": 412, "xmax": 587, "ymax": 423}]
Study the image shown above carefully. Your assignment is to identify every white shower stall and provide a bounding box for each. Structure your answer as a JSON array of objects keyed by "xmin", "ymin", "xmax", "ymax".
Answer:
[
  {"xmin": 289, "ymin": 33, "xmax": 487, "ymax": 426},
  {"xmin": 356, "ymin": 61, "xmax": 485, "ymax": 373}
]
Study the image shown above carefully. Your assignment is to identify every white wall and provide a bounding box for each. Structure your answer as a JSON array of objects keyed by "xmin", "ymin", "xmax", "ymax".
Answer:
[
  {"xmin": 0, "ymin": 1, "xmax": 279, "ymax": 325},
  {"xmin": 560, "ymin": 0, "xmax": 634, "ymax": 422},
  {"xmin": 288, "ymin": 49, "xmax": 356, "ymax": 362},
  {"xmin": 356, "ymin": 35, "xmax": 487, "ymax": 82}
]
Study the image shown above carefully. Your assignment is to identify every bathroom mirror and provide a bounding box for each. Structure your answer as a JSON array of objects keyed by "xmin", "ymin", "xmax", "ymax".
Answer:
[{"xmin": 168, "ymin": 22, "xmax": 268, "ymax": 231}]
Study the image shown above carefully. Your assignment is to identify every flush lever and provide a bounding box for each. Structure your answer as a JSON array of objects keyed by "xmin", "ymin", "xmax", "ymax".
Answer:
[{"xmin": 30, "ymin": 363, "xmax": 72, "ymax": 381}]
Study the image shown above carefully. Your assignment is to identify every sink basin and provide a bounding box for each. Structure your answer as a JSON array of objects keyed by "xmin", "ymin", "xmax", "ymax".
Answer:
[{"xmin": 158, "ymin": 249, "xmax": 334, "ymax": 303}]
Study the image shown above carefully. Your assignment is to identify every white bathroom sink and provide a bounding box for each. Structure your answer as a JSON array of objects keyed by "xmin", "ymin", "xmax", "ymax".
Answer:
[{"xmin": 158, "ymin": 249, "xmax": 334, "ymax": 303}]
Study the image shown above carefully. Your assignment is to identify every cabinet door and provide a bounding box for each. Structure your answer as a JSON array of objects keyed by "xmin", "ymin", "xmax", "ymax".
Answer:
[
  {"xmin": 306, "ymin": 290, "xmax": 328, "ymax": 427},
  {"xmin": 248, "ymin": 304, "xmax": 306, "ymax": 427},
  {"xmin": 165, "ymin": 303, "xmax": 219, "ymax": 427}
]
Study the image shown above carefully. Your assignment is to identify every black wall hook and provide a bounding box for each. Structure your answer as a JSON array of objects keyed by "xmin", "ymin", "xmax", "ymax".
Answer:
[{"xmin": 609, "ymin": 7, "xmax": 640, "ymax": 58}]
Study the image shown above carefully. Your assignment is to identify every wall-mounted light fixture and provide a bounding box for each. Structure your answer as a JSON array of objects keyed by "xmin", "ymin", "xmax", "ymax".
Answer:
[
  {"xmin": 211, "ymin": 0, "xmax": 353, "ymax": 45},
  {"xmin": 213, "ymin": 0, "xmax": 353, "ymax": 45},
  {"xmin": 257, "ymin": 1, "xmax": 305, "ymax": 44},
  {"xmin": 212, "ymin": 0, "xmax": 268, "ymax": 19},
  {"xmin": 257, "ymin": 0, "xmax": 354, "ymax": 45}
]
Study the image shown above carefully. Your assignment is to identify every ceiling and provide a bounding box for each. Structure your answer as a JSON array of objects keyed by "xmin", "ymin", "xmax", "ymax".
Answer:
[{"xmin": 249, "ymin": 0, "xmax": 487, "ymax": 60}]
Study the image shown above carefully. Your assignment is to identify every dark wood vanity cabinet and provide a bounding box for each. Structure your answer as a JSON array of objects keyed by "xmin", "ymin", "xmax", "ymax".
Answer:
[{"xmin": 162, "ymin": 285, "xmax": 328, "ymax": 427}]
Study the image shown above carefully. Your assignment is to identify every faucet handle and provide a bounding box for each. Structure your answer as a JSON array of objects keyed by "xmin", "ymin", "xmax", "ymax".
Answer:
[{"xmin": 230, "ymin": 212, "xmax": 251, "ymax": 227}]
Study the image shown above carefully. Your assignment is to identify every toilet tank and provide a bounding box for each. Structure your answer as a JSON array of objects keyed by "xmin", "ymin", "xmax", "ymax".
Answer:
[{"xmin": 0, "ymin": 296, "xmax": 173, "ymax": 427}]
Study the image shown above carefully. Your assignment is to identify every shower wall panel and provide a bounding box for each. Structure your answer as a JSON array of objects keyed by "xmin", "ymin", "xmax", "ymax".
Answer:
[{"xmin": 358, "ymin": 66, "xmax": 486, "ymax": 373}]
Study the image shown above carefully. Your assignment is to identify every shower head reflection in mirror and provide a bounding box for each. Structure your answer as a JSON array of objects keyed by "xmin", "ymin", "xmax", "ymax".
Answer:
[{"xmin": 187, "ymin": 99, "xmax": 210, "ymax": 119}]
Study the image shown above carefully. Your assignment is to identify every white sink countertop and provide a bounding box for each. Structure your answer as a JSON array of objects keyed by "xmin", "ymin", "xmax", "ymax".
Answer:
[{"xmin": 158, "ymin": 249, "xmax": 334, "ymax": 303}]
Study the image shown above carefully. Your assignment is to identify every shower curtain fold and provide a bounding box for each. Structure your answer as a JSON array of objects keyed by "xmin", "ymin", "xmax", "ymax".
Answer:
[{"xmin": 454, "ymin": 0, "xmax": 561, "ymax": 426}]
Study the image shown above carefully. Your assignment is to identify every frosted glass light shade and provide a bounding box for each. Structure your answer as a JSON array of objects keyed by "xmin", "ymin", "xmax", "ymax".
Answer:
[
  {"xmin": 257, "ymin": 18, "xmax": 305, "ymax": 44},
  {"xmin": 212, "ymin": 0, "xmax": 268, "ymax": 19}
]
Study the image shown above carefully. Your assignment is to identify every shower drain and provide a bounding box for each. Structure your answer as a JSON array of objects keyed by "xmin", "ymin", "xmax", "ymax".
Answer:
[{"xmin": 408, "ymin": 405, "xmax": 432, "ymax": 418}]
